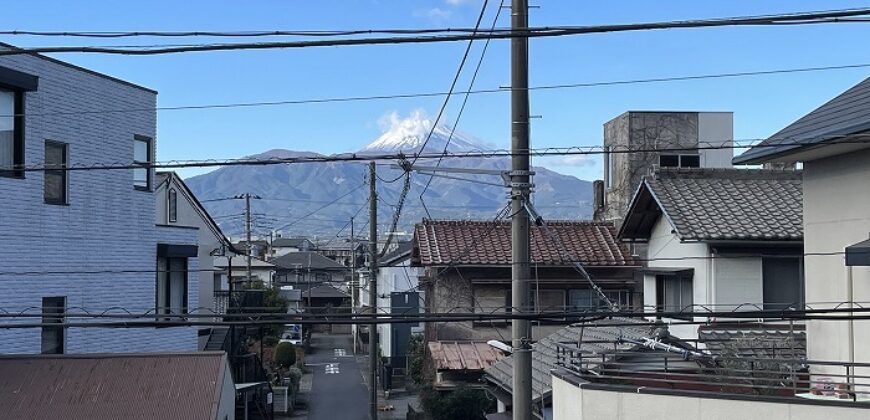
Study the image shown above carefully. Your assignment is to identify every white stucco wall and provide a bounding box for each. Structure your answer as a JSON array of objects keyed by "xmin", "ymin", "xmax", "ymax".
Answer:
[
  {"xmin": 552, "ymin": 375, "xmax": 870, "ymax": 420},
  {"xmin": 802, "ymin": 148, "xmax": 870, "ymax": 367},
  {"xmin": 376, "ymin": 261, "xmax": 422, "ymax": 358}
]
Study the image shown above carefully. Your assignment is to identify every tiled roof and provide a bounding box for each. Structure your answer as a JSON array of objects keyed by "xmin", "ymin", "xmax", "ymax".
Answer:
[
  {"xmin": 620, "ymin": 168, "xmax": 803, "ymax": 242},
  {"xmin": 0, "ymin": 352, "xmax": 229, "ymax": 420},
  {"xmin": 428, "ymin": 341, "xmax": 503, "ymax": 371},
  {"xmin": 698, "ymin": 323, "xmax": 806, "ymax": 359},
  {"xmin": 734, "ymin": 77, "xmax": 870, "ymax": 164},
  {"xmin": 273, "ymin": 251, "xmax": 347, "ymax": 271},
  {"xmin": 413, "ymin": 220, "xmax": 638, "ymax": 267},
  {"xmin": 485, "ymin": 318, "xmax": 656, "ymax": 401}
]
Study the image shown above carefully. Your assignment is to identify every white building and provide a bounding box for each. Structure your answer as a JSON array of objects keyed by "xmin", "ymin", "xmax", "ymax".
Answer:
[
  {"xmin": 0, "ymin": 43, "xmax": 198, "ymax": 353},
  {"xmin": 734, "ymin": 76, "xmax": 870, "ymax": 377},
  {"xmin": 376, "ymin": 241, "xmax": 423, "ymax": 389},
  {"xmin": 618, "ymin": 168, "xmax": 804, "ymax": 339}
]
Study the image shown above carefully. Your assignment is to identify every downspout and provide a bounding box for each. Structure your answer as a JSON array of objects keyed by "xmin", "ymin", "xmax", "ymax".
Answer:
[{"xmin": 848, "ymin": 266, "xmax": 855, "ymax": 365}]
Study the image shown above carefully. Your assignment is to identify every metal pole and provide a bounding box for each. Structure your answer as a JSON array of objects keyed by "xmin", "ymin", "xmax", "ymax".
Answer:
[
  {"xmin": 245, "ymin": 193, "xmax": 253, "ymax": 286},
  {"xmin": 351, "ymin": 216, "xmax": 358, "ymax": 355},
  {"xmin": 511, "ymin": 0, "xmax": 533, "ymax": 419},
  {"xmin": 368, "ymin": 162, "xmax": 379, "ymax": 420}
]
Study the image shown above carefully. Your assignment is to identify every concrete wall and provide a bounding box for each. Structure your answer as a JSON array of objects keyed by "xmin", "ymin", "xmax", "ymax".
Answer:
[
  {"xmin": 698, "ymin": 112, "xmax": 734, "ymax": 168},
  {"xmin": 552, "ymin": 375, "xmax": 870, "ymax": 420},
  {"xmin": 0, "ymin": 51, "xmax": 198, "ymax": 353},
  {"xmin": 802, "ymin": 148, "xmax": 870, "ymax": 367}
]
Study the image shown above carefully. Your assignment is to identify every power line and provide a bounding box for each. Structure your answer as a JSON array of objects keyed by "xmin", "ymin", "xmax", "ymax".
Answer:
[
  {"xmin": 1, "ymin": 8, "xmax": 868, "ymax": 55},
  {"xmin": 420, "ymin": 0, "xmax": 505, "ymax": 218},
  {"xmin": 3, "ymin": 62, "xmax": 869, "ymax": 119},
  {"xmin": 13, "ymin": 134, "xmax": 870, "ymax": 172},
  {"xmin": 270, "ymin": 182, "xmax": 367, "ymax": 233}
]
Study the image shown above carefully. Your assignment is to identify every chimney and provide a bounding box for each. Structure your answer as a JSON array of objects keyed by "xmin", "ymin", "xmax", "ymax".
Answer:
[{"xmin": 593, "ymin": 180, "xmax": 605, "ymax": 221}]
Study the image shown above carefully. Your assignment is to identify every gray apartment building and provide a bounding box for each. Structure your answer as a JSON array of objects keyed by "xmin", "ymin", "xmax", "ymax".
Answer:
[{"xmin": 0, "ymin": 44, "xmax": 199, "ymax": 353}]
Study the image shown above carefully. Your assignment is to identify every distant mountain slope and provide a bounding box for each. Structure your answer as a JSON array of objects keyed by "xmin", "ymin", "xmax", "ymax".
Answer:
[{"xmin": 185, "ymin": 113, "xmax": 592, "ymax": 238}]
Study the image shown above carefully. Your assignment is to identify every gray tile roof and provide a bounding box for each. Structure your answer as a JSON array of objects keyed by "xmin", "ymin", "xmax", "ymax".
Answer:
[
  {"xmin": 698, "ymin": 323, "xmax": 806, "ymax": 360},
  {"xmin": 619, "ymin": 168, "xmax": 803, "ymax": 242},
  {"xmin": 273, "ymin": 251, "xmax": 347, "ymax": 271},
  {"xmin": 484, "ymin": 318, "xmax": 655, "ymax": 401},
  {"xmin": 734, "ymin": 77, "xmax": 870, "ymax": 164}
]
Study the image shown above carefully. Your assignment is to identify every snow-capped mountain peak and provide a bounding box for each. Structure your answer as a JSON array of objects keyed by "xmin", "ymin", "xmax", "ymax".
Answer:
[{"xmin": 360, "ymin": 110, "xmax": 491, "ymax": 154}]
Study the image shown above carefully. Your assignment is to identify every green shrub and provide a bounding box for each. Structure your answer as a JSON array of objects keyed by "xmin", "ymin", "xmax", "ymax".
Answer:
[
  {"xmin": 275, "ymin": 342, "xmax": 297, "ymax": 368},
  {"xmin": 407, "ymin": 334, "xmax": 424, "ymax": 385},
  {"xmin": 286, "ymin": 367, "xmax": 303, "ymax": 392},
  {"xmin": 262, "ymin": 335, "xmax": 279, "ymax": 347},
  {"xmin": 420, "ymin": 384, "xmax": 493, "ymax": 420}
]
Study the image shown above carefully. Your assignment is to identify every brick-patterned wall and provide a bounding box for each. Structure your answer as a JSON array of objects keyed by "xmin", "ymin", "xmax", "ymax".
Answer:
[{"xmin": 0, "ymin": 51, "xmax": 198, "ymax": 353}]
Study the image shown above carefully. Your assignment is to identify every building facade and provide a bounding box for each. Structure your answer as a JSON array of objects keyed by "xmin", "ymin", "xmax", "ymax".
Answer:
[
  {"xmin": 596, "ymin": 111, "xmax": 733, "ymax": 224},
  {"xmin": 0, "ymin": 44, "xmax": 198, "ymax": 353}
]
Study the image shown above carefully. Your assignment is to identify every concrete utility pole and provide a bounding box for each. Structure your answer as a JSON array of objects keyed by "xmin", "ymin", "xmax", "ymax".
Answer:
[
  {"xmin": 510, "ymin": 0, "xmax": 533, "ymax": 419},
  {"xmin": 245, "ymin": 193, "xmax": 253, "ymax": 286},
  {"xmin": 351, "ymin": 216, "xmax": 358, "ymax": 355},
  {"xmin": 368, "ymin": 162, "xmax": 379, "ymax": 420}
]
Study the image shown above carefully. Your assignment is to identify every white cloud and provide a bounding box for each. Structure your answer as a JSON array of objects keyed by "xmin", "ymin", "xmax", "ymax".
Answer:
[
  {"xmin": 542, "ymin": 155, "xmax": 597, "ymax": 168},
  {"xmin": 377, "ymin": 109, "xmax": 430, "ymax": 132},
  {"xmin": 413, "ymin": 7, "xmax": 453, "ymax": 22},
  {"xmin": 445, "ymin": 0, "xmax": 477, "ymax": 5}
]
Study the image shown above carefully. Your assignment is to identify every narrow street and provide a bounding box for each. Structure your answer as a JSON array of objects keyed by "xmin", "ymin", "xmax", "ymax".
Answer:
[{"xmin": 306, "ymin": 333, "xmax": 369, "ymax": 420}]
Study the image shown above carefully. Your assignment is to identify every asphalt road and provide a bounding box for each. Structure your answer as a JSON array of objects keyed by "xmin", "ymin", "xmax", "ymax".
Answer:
[{"xmin": 306, "ymin": 333, "xmax": 369, "ymax": 420}]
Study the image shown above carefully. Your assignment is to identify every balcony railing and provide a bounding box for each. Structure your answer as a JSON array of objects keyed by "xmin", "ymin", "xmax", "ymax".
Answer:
[
  {"xmin": 555, "ymin": 341, "xmax": 870, "ymax": 402},
  {"xmin": 214, "ymin": 290, "xmax": 266, "ymax": 315}
]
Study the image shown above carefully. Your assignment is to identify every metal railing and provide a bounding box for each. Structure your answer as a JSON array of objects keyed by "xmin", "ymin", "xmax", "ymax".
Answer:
[
  {"xmin": 554, "ymin": 341, "xmax": 870, "ymax": 402},
  {"xmin": 214, "ymin": 290, "xmax": 266, "ymax": 315}
]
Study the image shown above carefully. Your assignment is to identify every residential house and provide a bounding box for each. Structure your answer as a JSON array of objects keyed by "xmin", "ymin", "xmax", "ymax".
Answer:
[
  {"xmin": 734, "ymin": 76, "xmax": 870, "ymax": 380},
  {"xmin": 429, "ymin": 341, "xmax": 503, "ymax": 390},
  {"xmin": 595, "ymin": 111, "xmax": 733, "ymax": 224},
  {"xmin": 155, "ymin": 171, "xmax": 235, "ymax": 349},
  {"xmin": 412, "ymin": 220, "xmax": 640, "ymax": 344},
  {"xmin": 618, "ymin": 168, "xmax": 804, "ymax": 339},
  {"xmin": 487, "ymin": 318, "xmax": 700, "ymax": 419},
  {"xmin": 376, "ymin": 241, "xmax": 425, "ymax": 390},
  {"xmin": 317, "ymin": 241, "xmax": 366, "ymax": 267},
  {"xmin": 234, "ymin": 239, "xmax": 270, "ymax": 261},
  {"xmin": 213, "ymin": 255, "xmax": 276, "ymax": 287},
  {"xmin": 271, "ymin": 236, "xmax": 314, "ymax": 257},
  {"xmin": 0, "ymin": 43, "xmax": 199, "ymax": 353},
  {"xmin": 273, "ymin": 251, "xmax": 350, "ymax": 310},
  {"xmin": 0, "ymin": 352, "xmax": 237, "ymax": 420}
]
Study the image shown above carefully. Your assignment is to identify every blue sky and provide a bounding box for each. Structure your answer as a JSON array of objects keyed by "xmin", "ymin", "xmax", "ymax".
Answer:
[{"xmin": 0, "ymin": 0, "xmax": 868, "ymax": 180}]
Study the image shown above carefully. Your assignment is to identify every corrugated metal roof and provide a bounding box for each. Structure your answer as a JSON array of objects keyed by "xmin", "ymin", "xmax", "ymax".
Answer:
[
  {"xmin": 0, "ymin": 352, "xmax": 229, "ymax": 420},
  {"xmin": 734, "ymin": 76, "xmax": 870, "ymax": 164},
  {"xmin": 428, "ymin": 341, "xmax": 503, "ymax": 371}
]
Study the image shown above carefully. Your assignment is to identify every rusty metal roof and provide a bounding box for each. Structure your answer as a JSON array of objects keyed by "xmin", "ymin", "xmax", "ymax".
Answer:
[
  {"xmin": 428, "ymin": 341, "xmax": 503, "ymax": 371},
  {"xmin": 0, "ymin": 352, "xmax": 229, "ymax": 420}
]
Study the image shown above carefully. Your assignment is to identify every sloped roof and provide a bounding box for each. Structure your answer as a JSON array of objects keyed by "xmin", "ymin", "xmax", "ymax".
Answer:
[
  {"xmin": 412, "ymin": 220, "xmax": 638, "ymax": 267},
  {"xmin": 382, "ymin": 241, "xmax": 412, "ymax": 266},
  {"xmin": 0, "ymin": 352, "xmax": 229, "ymax": 420},
  {"xmin": 273, "ymin": 251, "xmax": 347, "ymax": 271},
  {"xmin": 428, "ymin": 341, "xmax": 503, "ymax": 371},
  {"xmin": 698, "ymin": 323, "xmax": 806, "ymax": 359},
  {"xmin": 156, "ymin": 171, "xmax": 234, "ymax": 252},
  {"xmin": 734, "ymin": 77, "xmax": 870, "ymax": 164},
  {"xmin": 484, "ymin": 318, "xmax": 656, "ymax": 401},
  {"xmin": 619, "ymin": 168, "xmax": 803, "ymax": 242}
]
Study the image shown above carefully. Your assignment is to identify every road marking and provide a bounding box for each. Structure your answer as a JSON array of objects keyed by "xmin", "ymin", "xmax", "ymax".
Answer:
[
  {"xmin": 334, "ymin": 348, "xmax": 347, "ymax": 357},
  {"xmin": 325, "ymin": 363, "xmax": 340, "ymax": 374}
]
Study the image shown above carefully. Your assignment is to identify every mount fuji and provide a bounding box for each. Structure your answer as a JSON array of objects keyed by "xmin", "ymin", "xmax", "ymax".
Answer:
[{"xmin": 185, "ymin": 112, "xmax": 593, "ymax": 238}]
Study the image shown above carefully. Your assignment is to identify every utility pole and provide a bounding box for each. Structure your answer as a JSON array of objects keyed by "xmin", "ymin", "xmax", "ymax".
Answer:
[
  {"xmin": 351, "ymin": 216, "xmax": 358, "ymax": 354},
  {"xmin": 510, "ymin": 0, "xmax": 533, "ymax": 419},
  {"xmin": 368, "ymin": 162, "xmax": 379, "ymax": 420},
  {"xmin": 245, "ymin": 193, "xmax": 253, "ymax": 286}
]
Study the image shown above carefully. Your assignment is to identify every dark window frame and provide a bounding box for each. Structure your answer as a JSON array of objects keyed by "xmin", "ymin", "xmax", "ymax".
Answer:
[
  {"xmin": 168, "ymin": 188, "xmax": 178, "ymax": 222},
  {"xmin": 659, "ymin": 153, "xmax": 700, "ymax": 168},
  {"xmin": 133, "ymin": 135, "xmax": 152, "ymax": 191},
  {"xmin": 43, "ymin": 140, "xmax": 68, "ymax": 205},
  {"xmin": 655, "ymin": 273, "xmax": 693, "ymax": 320},
  {"xmin": 41, "ymin": 296, "xmax": 65, "ymax": 354},
  {"xmin": 0, "ymin": 88, "xmax": 25, "ymax": 179}
]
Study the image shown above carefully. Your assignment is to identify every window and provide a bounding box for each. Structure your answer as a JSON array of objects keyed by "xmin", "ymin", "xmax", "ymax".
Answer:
[
  {"xmin": 533, "ymin": 289, "xmax": 566, "ymax": 312},
  {"xmin": 762, "ymin": 257, "xmax": 804, "ymax": 310},
  {"xmin": 168, "ymin": 188, "xmax": 178, "ymax": 222},
  {"xmin": 44, "ymin": 141, "xmax": 67, "ymax": 204},
  {"xmin": 157, "ymin": 257, "xmax": 188, "ymax": 320},
  {"xmin": 41, "ymin": 296, "xmax": 65, "ymax": 354},
  {"xmin": 604, "ymin": 145, "xmax": 613, "ymax": 190},
  {"xmin": 569, "ymin": 288, "xmax": 631, "ymax": 311},
  {"xmin": 0, "ymin": 88, "xmax": 23, "ymax": 177},
  {"xmin": 133, "ymin": 135, "xmax": 151, "ymax": 190},
  {"xmin": 659, "ymin": 154, "xmax": 700, "ymax": 168},
  {"xmin": 656, "ymin": 274, "xmax": 693, "ymax": 318}
]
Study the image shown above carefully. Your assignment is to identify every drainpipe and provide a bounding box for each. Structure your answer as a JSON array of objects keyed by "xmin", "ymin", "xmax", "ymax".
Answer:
[{"xmin": 847, "ymin": 266, "xmax": 855, "ymax": 365}]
